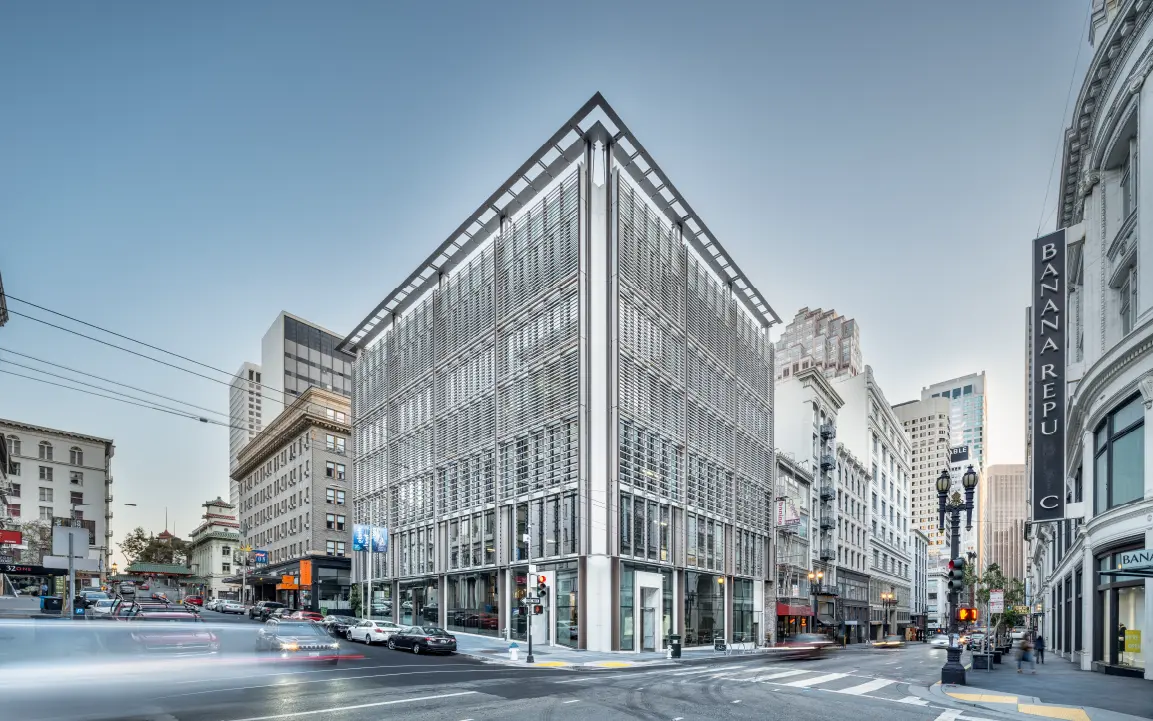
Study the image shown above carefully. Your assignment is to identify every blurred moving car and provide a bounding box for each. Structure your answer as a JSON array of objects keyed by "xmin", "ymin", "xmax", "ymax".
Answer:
[
  {"xmin": 268, "ymin": 608, "xmax": 298, "ymax": 622},
  {"xmin": 965, "ymin": 632, "xmax": 986, "ymax": 649},
  {"xmin": 776, "ymin": 633, "xmax": 834, "ymax": 660},
  {"xmin": 929, "ymin": 634, "xmax": 951, "ymax": 648},
  {"xmin": 140, "ymin": 583, "xmax": 150, "ymax": 591},
  {"xmin": 183, "ymin": 596, "xmax": 204, "ymax": 607},
  {"xmin": 1010, "ymin": 627, "xmax": 1026, "ymax": 641},
  {"xmin": 322, "ymin": 615, "xmax": 359, "ymax": 636},
  {"xmin": 346, "ymin": 619, "xmax": 402, "ymax": 644},
  {"xmin": 250, "ymin": 601, "xmax": 285, "ymax": 620},
  {"xmin": 255, "ymin": 620, "xmax": 340, "ymax": 664},
  {"xmin": 875, "ymin": 635, "xmax": 906, "ymax": 649},
  {"xmin": 127, "ymin": 610, "xmax": 220, "ymax": 655},
  {"xmin": 286, "ymin": 610, "xmax": 324, "ymax": 622},
  {"xmin": 118, "ymin": 581, "xmax": 136, "ymax": 597},
  {"xmin": 220, "ymin": 600, "xmax": 246, "ymax": 614},
  {"xmin": 387, "ymin": 626, "xmax": 456, "ymax": 655}
]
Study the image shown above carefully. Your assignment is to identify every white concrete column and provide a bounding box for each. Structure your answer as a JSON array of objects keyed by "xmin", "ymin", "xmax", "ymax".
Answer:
[
  {"xmin": 1082, "ymin": 544, "xmax": 1094, "ymax": 671},
  {"xmin": 1141, "ymin": 380, "xmax": 1153, "ymax": 500},
  {"xmin": 1083, "ymin": 431, "xmax": 1096, "ymax": 521}
]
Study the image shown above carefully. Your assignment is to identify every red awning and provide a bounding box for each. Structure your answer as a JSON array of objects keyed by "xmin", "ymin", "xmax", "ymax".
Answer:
[{"xmin": 777, "ymin": 602, "xmax": 813, "ymax": 616}]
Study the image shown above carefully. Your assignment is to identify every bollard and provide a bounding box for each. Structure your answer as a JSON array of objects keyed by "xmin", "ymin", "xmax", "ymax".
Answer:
[
  {"xmin": 666, "ymin": 646, "xmax": 672, "ymax": 660},
  {"xmin": 509, "ymin": 641, "xmax": 519, "ymax": 662}
]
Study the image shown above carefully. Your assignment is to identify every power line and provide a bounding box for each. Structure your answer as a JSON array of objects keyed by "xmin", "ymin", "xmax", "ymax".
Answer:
[
  {"xmin": 0, "ymin": 356, "xmax": 233, "ymax": 423},
  {"xmin": 0, "ymin": 347, "xmax": 229, "ymax": 419},
  {"xmin": 1036, "ymin": 5, "xmax": 1091, "ymax": 236},
  {"xmin": 0, "ymin": 367, "xmax": 232, "ymax": 428},
  {"xmin": 6, "ymin": 308, "xmax": 288, "ymax": 408},
  {"xmin": 4, "ymin": 293, "xmax": 290, "ymax": 405}
]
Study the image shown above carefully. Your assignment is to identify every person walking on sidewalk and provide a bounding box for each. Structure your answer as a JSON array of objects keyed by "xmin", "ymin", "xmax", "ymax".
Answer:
[
  {"xmin": 1018, "ymin": 634, "xmax": 1036, "ymax": 673},
  {"xmin": 1035, "ymin": 634, "xmax": 1045, "ymax": 664}
]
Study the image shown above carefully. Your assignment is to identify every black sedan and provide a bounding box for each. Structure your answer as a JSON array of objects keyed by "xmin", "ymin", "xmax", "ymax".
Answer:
[
  {"xmin": 388, "ymin": 626, "xmax": 457, "ymax": 655},
  {"xmin": 255, "ymin": 620, "xmax": 341, "ymax": 664}
]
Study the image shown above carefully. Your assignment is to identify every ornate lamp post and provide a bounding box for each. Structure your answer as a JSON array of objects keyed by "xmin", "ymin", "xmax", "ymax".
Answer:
[
  {"xmin": 937, "ymin": 464, "xmax": 979, "ymax": 685},
  {"xmin": 808, "ymin": 570, "xmax": 824, "ymax": 633},
  {"xmin": 880, "ymin": 589, "xmax": 897, "ymax": 636}
]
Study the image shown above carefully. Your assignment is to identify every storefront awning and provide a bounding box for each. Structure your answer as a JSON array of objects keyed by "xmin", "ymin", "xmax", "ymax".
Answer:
[
  {"xmin": 817, "ymin": 615, "xmax": 835, "ymax": 626},
  {"xmin": 776, "ymin": 602, "xmax": 813, "ymax": 616}
]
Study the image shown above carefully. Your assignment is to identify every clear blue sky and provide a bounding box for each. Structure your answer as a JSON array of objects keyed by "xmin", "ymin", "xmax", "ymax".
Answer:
[{"xmin": 0, "ymin": 2, "xmax": 1089, "ymax": 560}]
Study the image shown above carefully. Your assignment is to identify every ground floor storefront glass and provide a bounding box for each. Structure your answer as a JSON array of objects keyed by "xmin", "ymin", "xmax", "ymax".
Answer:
[
  {"xmin": 399, "ymin": 578, "xmax": 439, "ymax": 626},
  {"xmin": 777, "ymin": 614, "xmax": 812, "ymax": 639},
  {"xmin": 733, "ymin": 578, "xmax": 754, "ymax": 643},
  {"xmin": 446, "ymin": 571, "xmax": 500, "ymax": 638},
  {"xmin": 1095, "ymin": 544, "xmax": 1146, "ymax": 672},
  {"xmin": 555, "ymin": 565, "xmax": 578, "ymax": 648},
  {"xmin": 620, "ymin": 563, "xmax": 672, "ymax": 651},
  {"xmin": 684, "ymin": 571, "xmax": 724, "ymax": 647}
]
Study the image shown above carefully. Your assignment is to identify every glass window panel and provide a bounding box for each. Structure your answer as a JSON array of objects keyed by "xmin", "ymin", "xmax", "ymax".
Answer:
[
  {"xmin": 1095, "ymin": 451, "xmax": 1109, "ymax": 514},
  {"xmin": 1112, "ymin": 396, "xmax": 1143, "ymax": 432},
  {"xmin": 1110, "ymin": 428, "xmax": 1144, "ymax": 507}
]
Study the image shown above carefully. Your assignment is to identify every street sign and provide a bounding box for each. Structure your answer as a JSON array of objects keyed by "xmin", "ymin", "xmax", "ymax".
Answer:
[
  {"xmin": 522, "ymin": 596, "xmax": 540, "ymax": 604},
  {"xmin": 52, "ymin": 527, "xmax": 90, "ymax": 557},
  {"xmin": 0, "ymin": 555, "xmax": 12, "ymax": 564},
  {"xmin": 0, "ymin": 529, "xmax": 23, "ymax": 545},
  {"xmin": 989, "ymin": 590, "xmax": 1005, "ymax": 614},
  {"xmin": 1013, "ymin": 605, "xmax": 1030, "ymax": 615}
]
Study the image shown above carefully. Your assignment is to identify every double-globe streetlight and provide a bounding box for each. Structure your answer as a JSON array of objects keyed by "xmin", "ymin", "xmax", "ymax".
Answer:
[
  {"xmin": 808, "ymin": 570, "xmax": 824, "ymax": 634},
  {"xmin": 880, "ymin": 589, "xmax": 897, "ymax": 637},
  {"xmin": 936, "ymin": 464, "xmax": 979, "ymax": 685}
]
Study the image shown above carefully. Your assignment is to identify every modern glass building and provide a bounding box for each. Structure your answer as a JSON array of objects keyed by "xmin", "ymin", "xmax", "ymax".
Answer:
[{"xmin": 342, "ymin": 95, "xmax": 779, "ymax": 652}]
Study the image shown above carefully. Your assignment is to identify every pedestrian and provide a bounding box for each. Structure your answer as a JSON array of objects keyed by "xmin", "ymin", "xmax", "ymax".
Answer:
[
  {"xmin": 1035, "ymin": 634, "xmax": 1045, "ymax": 664},
  {"xmin": 1018, "ymin": 634, "xmax": 1036, "ymax": 674}
]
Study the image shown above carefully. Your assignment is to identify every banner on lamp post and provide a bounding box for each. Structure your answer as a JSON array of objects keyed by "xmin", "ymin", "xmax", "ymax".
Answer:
[{"xmin": 352, "ymin": 524, "xmax": 370, "ymax": 553}]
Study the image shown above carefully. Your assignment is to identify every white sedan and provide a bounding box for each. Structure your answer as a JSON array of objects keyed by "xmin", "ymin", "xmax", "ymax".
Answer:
[
  {"xmin": 929, "ymin": 634, "xmax": 951, "ymax": 648},
  {"xmin": 346, "ymin": 619, "xmax": 402, "ymax": 645},
  {"xmin": 90, "ymin": 599, "xmax": 117, "ymax": 617},
  {"xmin": 220, "ymin": 601, "xmax": 247, "ymax": 614}
]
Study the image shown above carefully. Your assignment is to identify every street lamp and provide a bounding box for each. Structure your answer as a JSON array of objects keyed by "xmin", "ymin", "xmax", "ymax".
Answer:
[
  {"xmin": 808, "ymin": 570, "xmax": 824, "ymax": 632},
  {"xmin": 880, "ymin": 589, "xmax": 897, "ymax": 636},
  {"xmin": 937, "ymin": 464, "xmax": 979, "ymax": 685}
]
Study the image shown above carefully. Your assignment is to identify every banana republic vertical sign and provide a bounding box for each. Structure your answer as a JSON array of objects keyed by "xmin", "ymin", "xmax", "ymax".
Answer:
[{"xmin": 1032, "ymin": 229, "xmax": 1066, "ymax": 521}]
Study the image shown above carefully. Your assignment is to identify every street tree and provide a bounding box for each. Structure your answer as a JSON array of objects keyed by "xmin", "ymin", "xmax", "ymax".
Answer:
[
  {"xmin": 118, "ymin": 526, "xmax": 189, "ymax": 566},
  {"xmin": 17, "ymin": 520, "xmax": 52, "ymax": 564}
]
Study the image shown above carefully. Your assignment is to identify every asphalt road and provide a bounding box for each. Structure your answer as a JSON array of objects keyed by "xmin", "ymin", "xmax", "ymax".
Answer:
[{"xmin": 8, "ymin": 614, "xmax": 1010, "ymax": 721}]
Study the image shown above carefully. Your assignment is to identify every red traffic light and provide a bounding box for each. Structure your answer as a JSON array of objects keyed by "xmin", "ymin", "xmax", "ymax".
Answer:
[
  {"xmin": 537, "ymin": 575, "xmax": 547, "ymax": 586},
  {"xmin": 532, "ymin": 604, "xmax": 544, "ymax": 615}
]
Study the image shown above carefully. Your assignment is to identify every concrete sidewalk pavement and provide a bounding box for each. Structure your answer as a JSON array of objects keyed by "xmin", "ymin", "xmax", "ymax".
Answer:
[
  {"xmin": 925, "ymin": 654, "xmax": 1152, "ymax": 721},
  {"xmin": 453, "ymin": 632, "xmax": 776, "ymax": 669}
]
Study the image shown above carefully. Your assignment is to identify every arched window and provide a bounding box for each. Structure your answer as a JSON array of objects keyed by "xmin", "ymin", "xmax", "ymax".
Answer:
[
  {"xmin": 5, "ymin": 435, "xmax": 19, "ymax": 457},
  {"xmin": 70, "ymin": 447, "xmax": 83, "ymax": 466},
  {"xmin": 38, "ymin": 441, "xmax": 53, "ymax": 461}
]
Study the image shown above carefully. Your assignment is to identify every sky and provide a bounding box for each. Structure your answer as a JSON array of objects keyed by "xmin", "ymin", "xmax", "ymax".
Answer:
[{"xmin": 0, "ymin": 2, "xmax": 1090, "ymax": 563}]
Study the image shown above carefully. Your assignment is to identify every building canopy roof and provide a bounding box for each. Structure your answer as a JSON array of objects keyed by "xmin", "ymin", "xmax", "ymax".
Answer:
[{"xmin": 123, "ymin": 562, "xmax": 193, "ymax": 576}]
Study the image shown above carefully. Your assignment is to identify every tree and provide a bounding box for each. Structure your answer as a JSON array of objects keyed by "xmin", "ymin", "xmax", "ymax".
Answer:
[
  {"xmin": 17, "ymin": 520, "xmax": 52, "ymax": 564},
  {"xmin": 349, "ymin": 582, "xmax": 362, "ymax": 617},
  {"xmin": 118, "ymin": 527, "xmax": 190, "ymax": 567},
  {"xmin": 973, "ymin": 563, "xmax": 1027, "ymax": 636}
]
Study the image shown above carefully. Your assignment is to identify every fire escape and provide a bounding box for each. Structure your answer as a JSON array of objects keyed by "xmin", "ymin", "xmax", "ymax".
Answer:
[{"xmin": 815, "ymin": 422, "xmax": 840, "ymax": 633}]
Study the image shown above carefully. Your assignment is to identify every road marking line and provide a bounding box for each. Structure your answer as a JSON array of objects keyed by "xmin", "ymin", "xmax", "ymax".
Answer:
[
  {"xmin": 947, "ymin": 693, "xmax": 1018, "ymax": 703},
  {"xmin": 897, "ymin": 696, "xmax": 929, "ymax": 706},
  {"xmin": 219, "ymin": 691, "xmax": 478, "ymax": 721},
  {"xmin": 751, "ymin": 669, "xmax": 809, "ymax": 681},
  {"xmin": 162, "ymin": 668, "xmax": 527, "ymax": 698},
  {"xmin": 673, "ymin": 664, "xmax": 749, "ymax": 676},
  {"xmin": 833, "ymin": 678, "xmax": 896, "ymax": 695},
  {"xmin": 782, "ymin": 672, "xmax": 849, "ymax": 687},
  {"xmin": 563, "ymin": 699, "xmax": 579, "ymax": 704},
  {"xmin": 731, "ymin": 700, "xmax": 741, "ymax": 704},
  {"xmin": 931, "ymin": 711, "xmax": 962, "ymax": 721}
]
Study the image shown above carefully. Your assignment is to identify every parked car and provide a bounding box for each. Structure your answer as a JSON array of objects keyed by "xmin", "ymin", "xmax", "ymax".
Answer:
[
  {"xmin": 183, "ymin": 596, "xmax": 204, "ymax": 607},
  {"xmin": 965, "ymin": 632, "xmax": 987, "ymax": 650},
  {"xmin": 78, "ymin": 591, "xmax": 110, "ymax": 609},
  {"xmin": 322, "ymin": 615, "xmax": 359, "ymax": 637},
  {"xmin": 287, "ymin": 610, "xmax": 324, "ymax": 622},
  {"xmin": 346, "ymin": 619, "xmax": 402, "ymax": 644},
  {"xmin": 875, "ymin": 635, "xmax": 906, "ymax": 649},
  {"xmin": 118, "ymin": 582, "xmax": 136, "ymax": 597},
  {"xmin": 250, "ymin": 601, "xmax": 285, "ymax": 620},
  {"xmin": 140, "ymin": 583, "xmax": 150, "ymax": 591},
  {"xmin": 387, "ymin": 626, "xmax": 456, "ymax": 655},
  {"xmin": 255, "ymin": 620, "xmax": 340, "ymax": 664},
  {"xmin": 1010, "ymin": 627, "xmax": 1027, "ymax": 641},
  {"xmin": 928, "ymin": 634, "xmax": 951, "ymax": 649},
  {"xmin": 90, "ymin": 599, "xmax": 117, "ymax": 618},
  {"xmin": 220, "ymin": 600, "xmax": 246, "ymax": 614}
]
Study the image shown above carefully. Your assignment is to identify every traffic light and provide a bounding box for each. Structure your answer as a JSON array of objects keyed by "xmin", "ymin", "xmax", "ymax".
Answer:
[
  {"xmin": 957, "ymin": 607, "xmax": 978, "ymax": 624},
  {"xmin": 947, "ymin": 557, "xmax": 966, "ymax": 593},
  {"xmin": 532, "ymin": 604, "xmax": 544, "ymax": 615},
  {"xmin": 536, "ymin": 575, "xmax": 548, "ymax": 601}
]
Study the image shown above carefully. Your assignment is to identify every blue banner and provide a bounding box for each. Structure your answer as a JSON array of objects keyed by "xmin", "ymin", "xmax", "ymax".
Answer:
[
  {"xmin": 371, "ymin": 526, "xmax": 388, "ymax": 553},
  {"xmin": 352, "ymin": 524, "xmax": 370, "ymax": 553},
  {"xmin": 252, "ymin": 550, "xmax": 269, "ymax": 564}
]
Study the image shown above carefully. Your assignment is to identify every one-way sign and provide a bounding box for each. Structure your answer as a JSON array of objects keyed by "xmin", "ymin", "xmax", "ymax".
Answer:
[{"xmin": 522, "ymin": 596, "xmax": 540, "ymax": 604}]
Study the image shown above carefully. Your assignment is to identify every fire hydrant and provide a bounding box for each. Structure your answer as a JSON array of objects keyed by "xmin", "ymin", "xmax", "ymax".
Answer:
[{"xmin": 509, "ymin": 642, "xmax": 520, "ymax": 661}]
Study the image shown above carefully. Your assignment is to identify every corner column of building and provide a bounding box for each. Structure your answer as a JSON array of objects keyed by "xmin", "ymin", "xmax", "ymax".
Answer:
[
  {"xmin": 1081, "ymin": 543, "xmax": 1094, "ymax": 671},
  {"xmin": 583, "ymin": 138, "xmax": 613, "ymax": 652},
  {"xmin": 1143, "ymin": 386, "xmax": 1153, "ymax": 679}
]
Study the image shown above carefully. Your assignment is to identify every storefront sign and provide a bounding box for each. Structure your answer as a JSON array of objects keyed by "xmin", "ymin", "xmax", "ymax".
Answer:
[
  {"xmin": 300, "ymin": 560, "xmax": 312, "ymax": 587},
  {"xmin": 1031, "ymin": 229, "xmax": 1067, "ymax": 521},
  {"xmin": 1118, "ymin": 548, "xmax": 1153, "ymax": 571},
  {"xmin": 776, "ymin": 499, "xmax": 800, "ymax": 526},
  {"xmin": 252, "ymin": 550, "xmax": 268, "ymax": 564},
  {"xmin": 1125, "ymin": 629, "xmax": 1141, "ymax": 653},
  {"xmin": 0, "ymin": 529, "xmax": 23, "ymax": 545}
]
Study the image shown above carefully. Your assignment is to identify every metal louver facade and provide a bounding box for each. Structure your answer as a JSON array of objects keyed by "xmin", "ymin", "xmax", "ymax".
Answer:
[{"xmin": 347, "ymin": 95, "xmax": 778, "ymax": 653}]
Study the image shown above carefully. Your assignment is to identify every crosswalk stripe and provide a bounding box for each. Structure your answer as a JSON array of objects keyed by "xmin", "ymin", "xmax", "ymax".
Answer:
[
  {"xmin": 896, "ymin": 696, "xmax": 929, "ymax": 706},
  {"xmin": 672, "ymin": 665, "xmax": 749, "ymax": 676},
  {"xmin": 783, "ymin": 672, "xmax": 849, "ymax": 687},
  {"xmin": 833, "ymin": 678, "xmax": 896, "ymax": 696},
  {"xmin": 752, "ymin": 669, "xmax": 811, "ymax": 681}
]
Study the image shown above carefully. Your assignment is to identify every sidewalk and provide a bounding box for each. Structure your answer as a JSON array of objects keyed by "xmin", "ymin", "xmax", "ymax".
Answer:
[
  {"xmin": 453, "ymin": 632, "xmax": 769, "ymax": 669},
  {"xmin": 926, "ymin": 653, "xmax": 1152, "ymax": 721}
]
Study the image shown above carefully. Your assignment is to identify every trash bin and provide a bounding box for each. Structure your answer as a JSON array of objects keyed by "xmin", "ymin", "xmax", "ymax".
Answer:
[
  {"xmin": 668, "ymin": 634, "xmax": 682, "ymax": 659},
  {"xmin": 40, "ymin": 596, "xmax": 63, "ymax": 613}
]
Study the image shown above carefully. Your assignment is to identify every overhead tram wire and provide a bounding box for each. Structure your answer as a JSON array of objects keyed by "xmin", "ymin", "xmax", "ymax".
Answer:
[
  {"xmin": 0, "ymin": 368, "xmax": 250, "ymax": 432},
  {"xmin": 0, "ymin": 348, "xmax": 230, "ymax": 419},
  {"xmin": 0, "ymin": 356, "xmax": 233, "ymax": 422},
  {"xmin": 4, "ymin": 294, "xmax": 294, "ymax": 406},
  {"xmin": 5, "ymin": 308, "xmax": 289, "ymax": 408}
]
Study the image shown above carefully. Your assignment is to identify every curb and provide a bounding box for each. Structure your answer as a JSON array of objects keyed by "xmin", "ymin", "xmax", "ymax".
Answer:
[{"xmin": 928, "ymin": 681, "xmax": 1146, "ymax": 721}]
